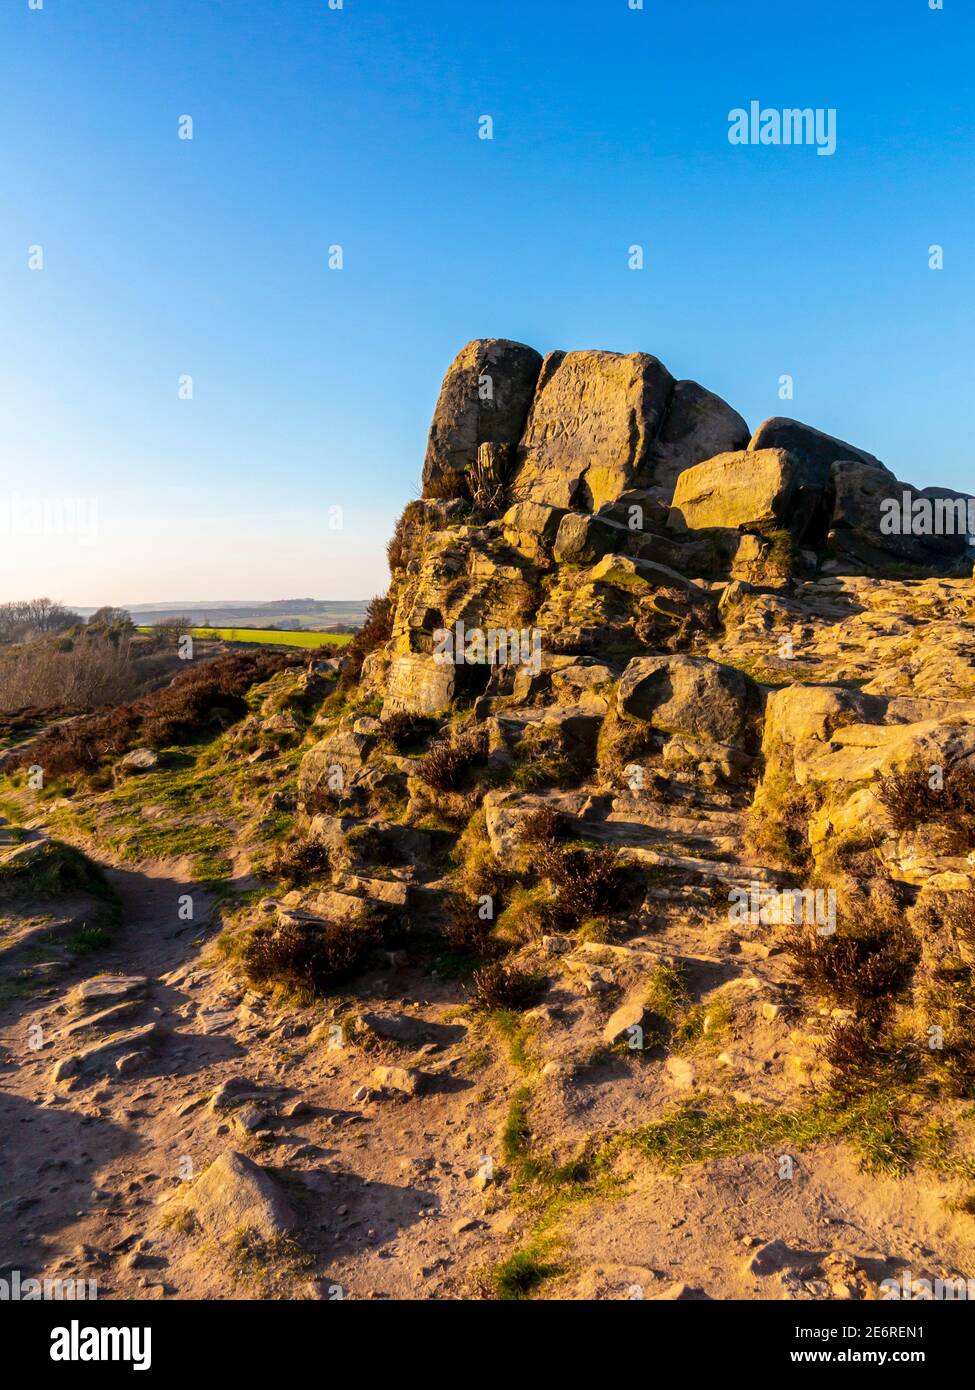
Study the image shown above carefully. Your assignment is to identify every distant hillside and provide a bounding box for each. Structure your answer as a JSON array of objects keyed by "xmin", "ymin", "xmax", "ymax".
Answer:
[{"xmin": 74, "ymin": 599, "xmax": 371, "ymax": 630}]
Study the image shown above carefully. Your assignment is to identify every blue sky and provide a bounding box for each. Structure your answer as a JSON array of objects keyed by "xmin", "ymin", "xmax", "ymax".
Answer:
[{"xmin": 1, "ymin": 0, "xmax": 971, "ymax": 605}]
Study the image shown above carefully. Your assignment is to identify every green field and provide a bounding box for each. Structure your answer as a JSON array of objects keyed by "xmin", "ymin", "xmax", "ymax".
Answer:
[{"xmin": 138, "ymin": 626, "xmax": 351, "ymax": 649}]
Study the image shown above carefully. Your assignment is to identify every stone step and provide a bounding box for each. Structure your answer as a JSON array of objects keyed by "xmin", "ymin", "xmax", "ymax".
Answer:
[
  {"xmin": 583, "ymin": 817, "xmax": 740, "ymax": 857},
  {"xmin": 619, "ymin": 845, "xmax": 787, "ymax": 886}
]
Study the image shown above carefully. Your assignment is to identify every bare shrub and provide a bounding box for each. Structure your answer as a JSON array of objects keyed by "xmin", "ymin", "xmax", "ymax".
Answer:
[
  {"xmin": 787, "ymin": 884, "xmax": 919, "ymax": 1022},
  {"xmin": 418, "ymin": 725, "xmax": 488, "ymax": 793},
  {"xmin": 338, "ymin": 595, "xmax": 393, "ymax": 692},
  {"xmin": 535, "ymin": 838, "xmax": 624, "ymax": 928},
  {"xmin": 8, "ymin": 650, "xmax": 303, "ymax": 778},
  {"xmin": 876, "ymin": 755, "xmax": 975, "ymax": 833},
  {"xmin": 261, "ymin": 838, "xmax": 331, "ymax": 888},
  {"xmin": 242, "ymin": 915, "xmax": 377, "ymax": 995},
  {"xmin": 0, "ymin": 634, "xmax": 142, "ymax": 713},
  {"xmin": 379, "ymin": 710, "xmax": 436, "ymax": 750},
  {"xmin": 467, "ymin": 959, "xmax": 546, "ymax": 1011}
]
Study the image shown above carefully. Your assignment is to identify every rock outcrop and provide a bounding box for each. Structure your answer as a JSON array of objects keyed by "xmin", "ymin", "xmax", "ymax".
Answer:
[
  {"xmin": 422, "ymin": 339, "xmax": 543, "ymax": 499},
  {"xmin": 512, "ymin": 350, "xmax": 675, "ymax": 511}
]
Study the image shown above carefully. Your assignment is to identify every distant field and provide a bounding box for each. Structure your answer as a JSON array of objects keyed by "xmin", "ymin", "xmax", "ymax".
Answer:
[{"xmin": 137, "ymin": 626, "xmax": 351, "ymax": 649}]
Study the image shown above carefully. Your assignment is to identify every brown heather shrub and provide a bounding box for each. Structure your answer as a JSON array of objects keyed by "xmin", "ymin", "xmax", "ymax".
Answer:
[
  {"xmin": 379, "ymin": 710, "xmax": 436, "ymax": 750},
  {"xmin": 876, "ymin": 755, "xmax": 975, "ymax": 834},
  {"xmin": 787, "ymin": 884, "xmax": 919, "ymax": 1022},
  {"xmin": 260, "ymin": 837, "xmax": 331, "ymax": 888},
  {"xmin": 535, "ymin": 838, "xmax": 624, "ymax": 928},
  {"xmin": 938, "ymin": 887, "xmax": 975, "ymax": 958},
  {"xmin": 418, "ymin": 724, "xmax": 489, "ymax": 793},
  {"xmin": 441, "ymin": 890, "xmax": 499, "ymax": 957},
  {"xmin": 338, "ymin": 594, "xmax": 393, "ymax": 692},
  {"xmin": 519, "ymin": 805, "xmax": 564, "ymax": 846},
  {"xmin": 386, "ymin": 500, "xmax": 426, "ymax": 573},
  {"xmin": 242, "ymin": 915, "xmax": 377, "ymax": 996},
  {"xmin": 467, "ymin": 959, "xmax": 546, "ymax": 1011},
  {"xmin": 8, "ymin": 650, "xmax": 304, "ymax": 778},
  {"xmin": 821, "ymin": 1020, "xmax": 911, "ymax": 1098}
]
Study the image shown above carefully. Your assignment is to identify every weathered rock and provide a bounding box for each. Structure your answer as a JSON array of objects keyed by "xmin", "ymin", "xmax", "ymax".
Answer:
[
  {"xmin": 113, "ymin": 748, "xmax": 159, "ymax": 781},
  {"xmin": 603, "ymin": 999, "xmax": 648, "ymax": 1048},
  {"xmin": 69, "ymin": 975, "xmax": 148, "ymax": 1013},
  {"xmin": 640, "ymin": 379, "xmax": 750, "ymax": 500},
  {"xmin": 62, "ymin": 1000, "xmax": 141, "ymax": 1038},
  {"xmin": 382, "ymin": 653, "xmax": 459, "ymax": 717},
  {"xmin": 369, "ymin": 1065, "xmax": 428, "ymax": 1097},
  {"xmin": 52, "ymin": 1019, "xmax": 166, "ymax": 1085},
  {"xmin": 306, "ymin": 813, "xmax": 430, "ymax": 870},
  {"xmin": 298, "ymin": 726, "xmax": 375, "ymax": 810},
  {"xmin": 512, "ymin": 350, "xmax": 674, "ymax": 511},
  {"xmin": 617, "ymin": 654, "xmax": 762, "ymax": 751},
  {"xmin": 501, "ymin": 500, "xmax": 568, "ymax": 556},
  {"xmin": 829, "ymin": 461, "xmax": 970, "ymax": 568},
  {"xmin": 554, "ymin": 512, "xmax": 630, "ymax": 565},
  {"xmin": 588, "ymin": 552, "xmax": 710, "ymax": 599},
  {"xmin": 335, "ymin": 875, "xmax": 410, "ymax": 908},
  {"xmin": 181, "ymin": 1150, "xmax": 295, "ymax": 1243},
  {"xmin": 668, "ymin": 448, "xmax": 827, "ymax": 541},
  {"xmin": 748, "ymin": 416, "xmax": 884, "ymax": 473},
  {"xmin": 209, "ymin": 1077, "xmax": 261, "ymax": 1113},
  {"xmin": 422, "ymin": 339, "xmax": 543, "ymax": 498}
]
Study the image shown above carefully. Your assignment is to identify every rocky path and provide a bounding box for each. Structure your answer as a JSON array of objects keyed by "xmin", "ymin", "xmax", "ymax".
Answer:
[{"xmin": 0, "ymin": 835, "xmax": 530, "ymax": 1299}]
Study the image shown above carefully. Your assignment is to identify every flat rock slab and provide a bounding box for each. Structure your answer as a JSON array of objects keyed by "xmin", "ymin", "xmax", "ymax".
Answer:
[
  {"xmin": 357, "ymin": 1012, "xmax": 465, "ymax": 1049},
  {"xmin": 52, "ymin": 1019, "xmax": 167, "ymax": 1084},
  {"xmin": 61, "ymin": 999, "xmax": 141, "ymax": 1038},
  {"xmin": 70, "ymin": 976, "xmax": 148, "ymax": 1013},
  {"xmin": 370, "ymin": 1065, "xmax": 429, "ymax": 1097}
]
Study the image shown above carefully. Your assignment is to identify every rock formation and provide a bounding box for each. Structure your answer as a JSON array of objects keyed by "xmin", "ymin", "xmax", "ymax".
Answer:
[{"xmin": 6, "ymin": 338, "xmax": 975, "ymax": 1305}]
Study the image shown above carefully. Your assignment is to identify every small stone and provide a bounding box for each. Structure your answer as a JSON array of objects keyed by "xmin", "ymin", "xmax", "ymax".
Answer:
[
  {"xmin": 603, "ymin": 999, "xmax": 648, "ymax": 1048},
  {"xmin": 369, "ymin": 1066, "xmax": 428, "ymax": 1098},
  {"xmin": 451, "ymin": 1217, "xmax": 483, "ymax": 1235}
]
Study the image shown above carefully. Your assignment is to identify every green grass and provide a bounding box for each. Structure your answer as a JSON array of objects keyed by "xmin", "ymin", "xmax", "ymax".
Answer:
[
  {"xmin": 489, "ymin": 1246, "xmax": 563, "ymax": 1300},
  {"xmin": 502, "ymin": 1086, "xmax": 533, "ymax": 1164},
  {"xmin": 615, "ymin": 1088, "xmax": 975, "ymax": 1181},
  {"xmin": 136, "ymin": 626, "xmax": 350, "ymax": 649},
  {"xmin": 0, "ymin": 840, "xmax": 113, "ymax": 899}
]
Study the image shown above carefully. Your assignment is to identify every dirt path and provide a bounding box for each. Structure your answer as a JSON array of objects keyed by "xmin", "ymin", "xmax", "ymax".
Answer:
[
  {"xmin": 3, "ymin": 817, "xmax": 975, "ymax": 1302},
  {"xmin": 0, "ymin": 839, "xmax": 524, "ymax": 1300}
]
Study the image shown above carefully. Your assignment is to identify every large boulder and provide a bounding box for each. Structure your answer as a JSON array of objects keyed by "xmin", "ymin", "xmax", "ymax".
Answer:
[
  {"xmin": 748, "ymin": 416, "xmax": 884, "ymax": 474},
  {"xmin": 501, "ymin": 499, "xmax": 568, "ymax": 557},
  {"xmin": 667, "ymin": 448, "xmax": 826, "ymax": 541},
  {"xmin": 829, "ymin": 462, "xmax": 971, "ymax": 568},
  {"xmin": 299, "ymin": 726, "xmax": 375, "ymax": 810},
  {"xmin": 382, "ymin": 653, "xmax": 460, "ymax": 716},
  {"xmin": 422, "ymin": 339, "xmax": 543, "ymax": 498},
  {"xmin": 639, "ymin": 380, "xmax": 750, "ymax": 501},
  {"xmin": 617, "ymin": 654, "xmax": 762, "ymax": 750},
  {"xmin": 511, "ymin": 350, "xmax": 674, "ymax": 512}
]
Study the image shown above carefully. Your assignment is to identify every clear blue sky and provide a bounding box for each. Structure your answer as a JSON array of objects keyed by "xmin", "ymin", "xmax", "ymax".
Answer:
[{"xmin": 1, "ymin": 0, "xmax": 971, "ymax": 605}]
